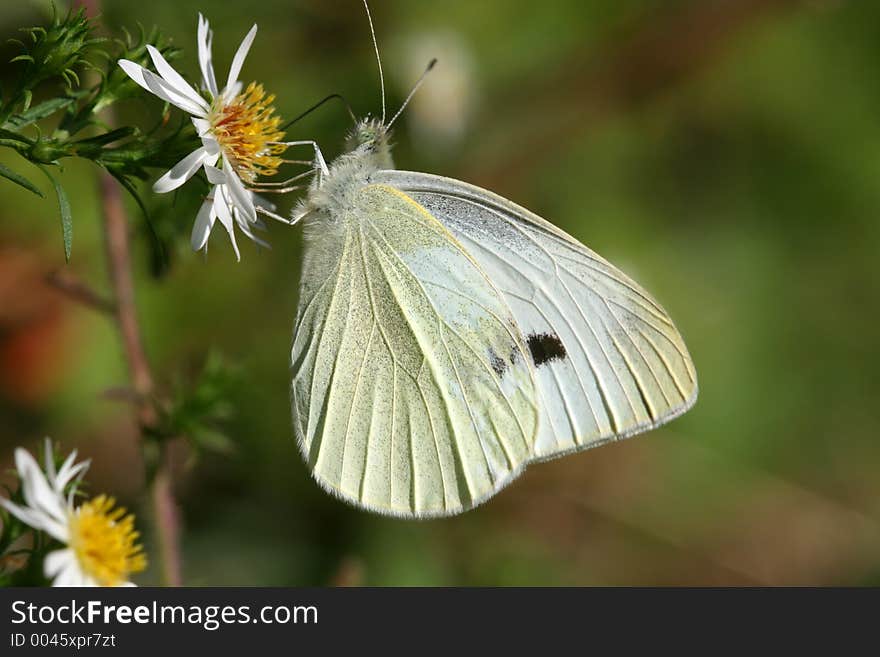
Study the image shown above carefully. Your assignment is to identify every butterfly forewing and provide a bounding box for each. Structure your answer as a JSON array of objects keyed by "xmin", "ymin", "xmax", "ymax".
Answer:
[
  {"xmin": 373, "ymin": 171, "xmax": 697, "ymax": 460},
  {"xmin": 291, "ymin": 183, "xmax": 538, "ymax": 517}
]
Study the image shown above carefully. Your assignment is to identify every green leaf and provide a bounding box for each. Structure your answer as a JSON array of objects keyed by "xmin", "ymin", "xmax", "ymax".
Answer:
[
  {"xmin": 0, "ymin": 162, "xmax": 43, "ymax": 197},
  {"xmin": 73, "ymin": 126, "xmax": 136, "ymax": 147},
  {"xmin": 145, "ymin": 352, "xmax": 240, "ymax": 453},
  {"xmin": 38, "ymin": 165, "xmax": 72, "ymax": 261},
  {"xmin": 0, "ymin": 128, "xmax": 33, "ymax": 144},
  {"xmin": 190, "ymin": 428, "xmax": 235, "ymax": 455},
  {"xmin": 69, "ymin": 128, "xmax": 137, "ymax": 159},
  {"xmin": 5, "ymin": 97, "xmax": 74, "ymax": 129}
]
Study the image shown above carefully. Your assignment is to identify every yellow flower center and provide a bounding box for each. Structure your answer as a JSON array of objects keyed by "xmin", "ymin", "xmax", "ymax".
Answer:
[
  {"xmin": 209, "ymin": 82, "xmax": 287, "ymax": 184},
  {"xmin": 68, "ymin": 495, "xmax": 147, "ymax": 586}
]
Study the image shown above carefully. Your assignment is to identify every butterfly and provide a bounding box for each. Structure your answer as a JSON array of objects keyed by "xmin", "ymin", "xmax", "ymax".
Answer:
[{"xmin": 288, "ymin": 3, "xmax": 697, "ymax": 518}]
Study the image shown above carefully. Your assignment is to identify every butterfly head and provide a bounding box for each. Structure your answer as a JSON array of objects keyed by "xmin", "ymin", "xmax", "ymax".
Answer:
[
  {"xmin": 345, "ymin": 117, "xmax": 393, "ymax": 169},
  {"xmin": 293, "ymin": 117, "xmax": 392, "ymax": 221}
]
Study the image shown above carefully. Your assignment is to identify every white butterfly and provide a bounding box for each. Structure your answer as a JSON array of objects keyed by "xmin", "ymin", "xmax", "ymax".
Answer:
[{"xmin": 288, "ymin": 4, "xmax": 697, "ymax": 518}]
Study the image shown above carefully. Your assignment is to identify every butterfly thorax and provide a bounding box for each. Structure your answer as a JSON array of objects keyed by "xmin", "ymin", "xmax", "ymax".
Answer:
[{"xmin": 298, "ymin": 118, "xmax": 395, "ymax": 221}]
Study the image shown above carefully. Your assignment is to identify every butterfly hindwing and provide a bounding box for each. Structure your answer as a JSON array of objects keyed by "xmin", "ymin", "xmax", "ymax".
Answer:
[
  {"xmin": 372, "ymin": 170, "xmax": 697, "ymax": 460},
  {"xmin": 291, "ymin": 183, "xmax": 538, "ymax": 517}
]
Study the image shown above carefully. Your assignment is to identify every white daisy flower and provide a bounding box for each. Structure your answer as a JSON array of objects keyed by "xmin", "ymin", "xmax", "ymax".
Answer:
[
  {"xmin": 0, "ymin": 440, "xmax": 146, "ymax": 587},
  {"xmin": 118, "ymin": 14, "xmax": 288, "ymax": 260}
]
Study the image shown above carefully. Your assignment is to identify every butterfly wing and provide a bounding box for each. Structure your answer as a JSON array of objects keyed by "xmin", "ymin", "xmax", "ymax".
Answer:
[
  {"xmin": 372, "ymin": 170, "xmax": 697, "ymax": 461},
  {"xmin": 291, "ymin": 183, "xmax": 538, "ymax": 517}
]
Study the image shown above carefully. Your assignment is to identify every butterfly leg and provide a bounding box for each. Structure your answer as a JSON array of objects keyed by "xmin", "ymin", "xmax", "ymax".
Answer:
[
  {"xmin": 248, "ymin": 169, "xmax": 317, "ymax": 195},
  {"xmin": 269, "ymin": 140, "xmax": 330, "ymax": 180},
  {"xmin": 255, "ymin": 205, "xmax": 294, "ymax": 225}
]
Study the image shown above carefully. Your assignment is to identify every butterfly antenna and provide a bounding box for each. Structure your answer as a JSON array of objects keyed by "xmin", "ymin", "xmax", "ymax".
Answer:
[
  {"xmin": 282, "ymin": 94, "xmax": 356, "ymax": 131},
  {"xmin": 388, "ymin": 58, "xmax": 438, "ymax": 129},
  {"xmin": 362, "ymin": 0, "xmax": 386, "ymax": 123}
]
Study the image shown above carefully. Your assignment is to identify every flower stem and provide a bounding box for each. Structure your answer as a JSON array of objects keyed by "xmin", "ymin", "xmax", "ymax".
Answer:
[
  {"xmin": 152, "ymin": 446, "xmax": 182, "ymax": 587},
  {"xmin": 75, "ymin": 0, "xmax": 183, "ymax": 587},
  {"xmin": 98, "ymin": 171, "xmax": 182, "ymax": 587},
  {"xmin": 100, "ymin": 173, "xmax": 153, "ymax": 406}
]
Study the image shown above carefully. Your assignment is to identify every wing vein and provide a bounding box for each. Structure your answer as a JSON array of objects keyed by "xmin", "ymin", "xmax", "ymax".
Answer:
[
  {"xmin": 440, "ymin": 322, "xmax": 532, "ymax": 454},
  {"xmin": 416, "ymin": 190, "xmax": 671, "ymax": 323},
  {"xmin": 340, "ymin": 319, "xmax": 376, "ymax": 495},
  {"xmin": 303, "ymin": 231, "xmax": 353, "ymax": 467},
  {"xmin": 598, "ymin": 295, "xmax": 671, "ymax": 409},
  {"xmin": 505, "ymin": 288, "xmax": 601, "ymax": 433},
  {"xmin": 608, "ymin": 298, "xmax": 695, "ymax": 385},
  {"xmin": 585, "ymin": 293, "xmax": 656, "ymax": 420},
  {"xmin": 448, "ymin": 201, "xmax": 631, "ymax": 430}
]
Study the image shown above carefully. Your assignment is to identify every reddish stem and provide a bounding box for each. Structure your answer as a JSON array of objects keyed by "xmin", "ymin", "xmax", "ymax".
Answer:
[{"xmin": 75, "ymin": 0, "xmax": 183, "ymax": 587}]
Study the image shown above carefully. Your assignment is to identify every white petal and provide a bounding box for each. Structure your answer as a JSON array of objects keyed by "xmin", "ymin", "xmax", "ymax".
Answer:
[
  {"xmin": 43, "ymin": 517, "xmax": 70, "ymax": 542},
  {"xmin": 118, "ymin": 60, "xmax": 208, "ymax": 117},
  {"xmin": 214, "ymin": 190, "xmax": 241, "ymax": 261},
  {"xmin": 226, "ymin": 24, "xmax": 257, "ymax": 93},
  {"xmin": 191, "ymin": 196, "xmax": 216, "ymax": 251},
  {"xmin": 223, "ymin": 159, "xmax": 256, "ymax": 223},
  {"xmin": 197, "ymin": 14, "xmax": 219, "ymax": 97},
  {"xmin": 192, "ymin": 116, "xmax": 211, "ymax": 137},
  {"xmin": 202, "ymin": 137, "xmax": 221, "ymax": 159},
  {"xmin": 16, "ymin": 449, "xmax": 64, "ymax": 521},
  {"xmin": 233, "ymin": 210, "xmax": 271, "ymax": 249},
  {"xmin": 0, "ymin": 495, "xmax": 68, "ymax": 542},
  {"xmin": 146, "ymin": 45, "xmax": 210, "ymax": 114},
  {"xmin": 50, "ymin": 567, "xmax": 75, "ymax": 587},
  {"xmin": 153, "ymin": 148, "xmax": 209, "ymax": 193},
  {"xmin": 196, "ymin": 135, "xmax": 221, "ymax": 167},
  {"xmin": 52, "ymin": 561, "xmax": 88, "ymax": 587},
  {"xmin": 203, "ymin": 164, "xmax": 227, "ymax": 186},
  {"xmin": 223, "ymin": 80, "xmax": 243, "ymax": 103},
  {"xmin": 14, "ymin": 446, "xmax": 40, "ymax": 480},
  {"xmin": 56, "ymin": 460, "xmax": 88, "ymax": 495},
  {"xmin": 22, "ymin": 494, "xmax": 66, "ymax": 538},
  {"xmin": 33, "ymin": 514, "xmax": 69, "ymax": 543},
  {"xmin": 54, "ymin": 448, "xmax": 89, "ymax": 492},
  {"xmin": 44, "ymin": 549, "xmax": 75, "ymax": 579},
  {"xmin": 0, "ymin": 497, "xmax": 43, "ymax": 529}
]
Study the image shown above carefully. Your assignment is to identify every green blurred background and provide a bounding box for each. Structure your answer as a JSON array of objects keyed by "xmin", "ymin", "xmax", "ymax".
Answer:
[{"xmin": 1, "ymin": 0, "xmax": 879, "ymax": 585}]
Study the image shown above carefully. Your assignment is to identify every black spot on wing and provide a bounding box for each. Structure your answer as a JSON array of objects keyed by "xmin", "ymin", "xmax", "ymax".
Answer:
[
  {"xmin": 488, "ymin": 347, "xmax": 507, "ymax": 376},
  {"xmin": 527, "ymin": 332, "xmax": 567, "ymax": 367}
]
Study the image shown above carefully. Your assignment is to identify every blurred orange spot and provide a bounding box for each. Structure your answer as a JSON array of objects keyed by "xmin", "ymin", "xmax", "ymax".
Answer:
[{"xmin": 0, "ymin": 247, "xmax": 74, "ymax": 405}]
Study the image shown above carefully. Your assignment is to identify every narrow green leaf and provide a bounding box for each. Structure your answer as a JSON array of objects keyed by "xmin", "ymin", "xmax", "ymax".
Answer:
[
  {"xmin": 6, "ymin": 97, "xmax": 74, "ymax": 129},
  {"xmin": 73, "ymin": 126, "xmax": 136, "ymax": 147},
  {"xmin": 0, "ymin": 162, "xmax": 43, "ymax": 197},
  {"xmin": 0, "ymin": 140, "xmax": 28, "ymax": 152},
  {"xmin": 64, "ymin": 69, "xmax": 80, "ymax": 87},
  {"xmin": 0, "ymin": 128, "xmax": 33, "ymax": 144},
  {"xmin": 38, "ymin": 165, "xmax": 72, "ymax": 261}
]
